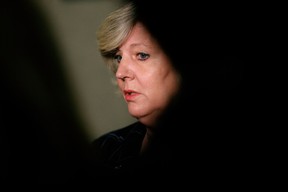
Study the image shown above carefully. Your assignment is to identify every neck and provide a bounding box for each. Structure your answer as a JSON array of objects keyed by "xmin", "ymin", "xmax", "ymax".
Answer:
[{"xmin": 140, "ymin": 127, "xmax": 154, "ymax": 155}]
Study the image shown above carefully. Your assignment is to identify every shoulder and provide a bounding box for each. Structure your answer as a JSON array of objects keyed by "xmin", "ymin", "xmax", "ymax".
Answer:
[
  {"xmin": 91, "ymin": 121, "xmax": 145, "ymax": 159},
  {"xmin": 92, "ymin": 121, "xmax": 144, "ymax": 145}
]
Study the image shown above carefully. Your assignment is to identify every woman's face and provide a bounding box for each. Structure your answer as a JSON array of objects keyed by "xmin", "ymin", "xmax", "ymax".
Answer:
[{"xmin": 114, "ymin": 22, "xmax": 180, "ymax": 127}]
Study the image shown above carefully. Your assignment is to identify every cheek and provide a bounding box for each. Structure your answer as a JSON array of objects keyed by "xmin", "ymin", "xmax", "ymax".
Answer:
[
  {"xmin": 160, "ymin": 72, "xmax": 180, "ymax": 98},
  {"xmin": 146, "ymin": 76, "xmax": 172, "ymax": 99}
]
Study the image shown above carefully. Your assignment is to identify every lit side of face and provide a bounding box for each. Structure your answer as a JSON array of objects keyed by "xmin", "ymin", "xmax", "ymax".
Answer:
[{"xmin": 114, "ymin": 22, "xmax": 180, "ymax": 127}]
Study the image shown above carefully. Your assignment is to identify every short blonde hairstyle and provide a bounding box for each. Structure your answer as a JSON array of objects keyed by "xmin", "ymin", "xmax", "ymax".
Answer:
[{"xmin": 96, "ymin": 2, "xmax": 137, "ymax": 73}]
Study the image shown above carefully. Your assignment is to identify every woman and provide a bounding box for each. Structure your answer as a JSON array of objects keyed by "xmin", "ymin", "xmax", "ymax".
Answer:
[
  {"xmin": 91, "ymin": 0, "xmax": 249, "ymax": 188},
  {"xmin": 92, "ymin": 1, "xmax": 181, "ymax": 180}
]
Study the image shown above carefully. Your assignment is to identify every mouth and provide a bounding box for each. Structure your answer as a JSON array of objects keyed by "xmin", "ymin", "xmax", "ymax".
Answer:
[
  {"xmin": 124, "ymin": 90, "xmax": 133, "ymax": 95},
  {"xmin": 124, "ymin": 90, "xmax": 139, "ymax": 101}
]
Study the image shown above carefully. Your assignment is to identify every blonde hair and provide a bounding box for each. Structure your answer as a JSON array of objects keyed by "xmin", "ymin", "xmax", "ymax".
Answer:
[{"xmin": 96, "ymin": 2, "xmax": 137, "ymax": 73}]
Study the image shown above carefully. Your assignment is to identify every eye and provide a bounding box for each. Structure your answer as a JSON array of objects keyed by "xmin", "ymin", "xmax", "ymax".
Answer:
[
  {"xmin": 137, "ymin": 52, "xmax": 150, "ymax": 61},
  {"xmin": 113, "ymin": 54, "xmax": 122, "ymax": 63},
  {"xmin": 111, "ymin": 54, "xmax": 122, "ymax": 73}
]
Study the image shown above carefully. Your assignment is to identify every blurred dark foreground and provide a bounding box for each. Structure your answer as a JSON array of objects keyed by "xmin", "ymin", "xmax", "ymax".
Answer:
[{"xmin": 1, "ymin": 0, "xmax": 93, "ymax": 188}]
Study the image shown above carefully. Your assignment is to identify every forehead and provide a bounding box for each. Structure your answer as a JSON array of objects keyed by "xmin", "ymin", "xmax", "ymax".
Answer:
[{"xmin": 122, "ymin": 22, "xmax": 157, "ymax": 48}]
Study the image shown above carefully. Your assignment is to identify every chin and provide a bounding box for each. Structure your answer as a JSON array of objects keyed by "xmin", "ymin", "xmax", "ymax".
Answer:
[
  {"xmin": 131, "ymin": 113, "xmax": 158, "ymax": 128},
  {"xmin": 128, "ymin": 107, "xmax": 161, "ymax": 127}
]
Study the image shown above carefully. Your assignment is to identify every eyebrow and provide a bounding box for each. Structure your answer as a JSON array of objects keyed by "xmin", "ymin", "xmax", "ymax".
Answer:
[{"xmin": 129, "ymin": 42, "xmax": 152, "ymax": 49}]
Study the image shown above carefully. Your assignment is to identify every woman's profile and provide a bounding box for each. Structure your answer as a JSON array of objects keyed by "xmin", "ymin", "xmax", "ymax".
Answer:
[{"xmin": 92, "ymin": 1, "xmax": 181, "ymax": 177}]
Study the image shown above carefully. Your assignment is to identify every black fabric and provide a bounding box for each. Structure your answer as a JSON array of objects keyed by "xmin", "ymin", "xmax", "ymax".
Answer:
[{"xmin": 91, "ymin": 121, "xmax": 146, "ymax": 175}]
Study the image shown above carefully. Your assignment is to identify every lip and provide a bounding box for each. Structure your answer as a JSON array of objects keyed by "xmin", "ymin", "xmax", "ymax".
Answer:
[{"xmin": 124, "ymin": 89, "xmax": 140, "ymax": 101}]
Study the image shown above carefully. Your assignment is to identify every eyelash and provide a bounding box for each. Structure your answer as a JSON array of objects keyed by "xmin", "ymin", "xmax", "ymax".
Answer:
[
  {"xmin": 113, "ymin": 55, "xmax": 122, "ymax": 63},
  {"xmin": 113, "ymin": 52, "xmax": 150, "ymax": 64},
  {"xmin": 137, "ymin": 52, "xmax": 150, "ymax": 61}
]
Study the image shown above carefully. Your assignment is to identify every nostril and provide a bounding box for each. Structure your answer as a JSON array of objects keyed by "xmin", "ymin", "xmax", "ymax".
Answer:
[
  {"xmin": 116, "ymin": 74, "xmax": 126, "ymax": 81},
  {"xmin": 116, "ymin": 69, "xmax": 134, "ymax": 81}
]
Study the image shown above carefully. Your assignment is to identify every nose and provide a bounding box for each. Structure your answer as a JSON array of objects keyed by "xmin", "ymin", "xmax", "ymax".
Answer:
[{"xmin": 115, "ymin": 57, "xmax": 134, "ymax": 81}]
